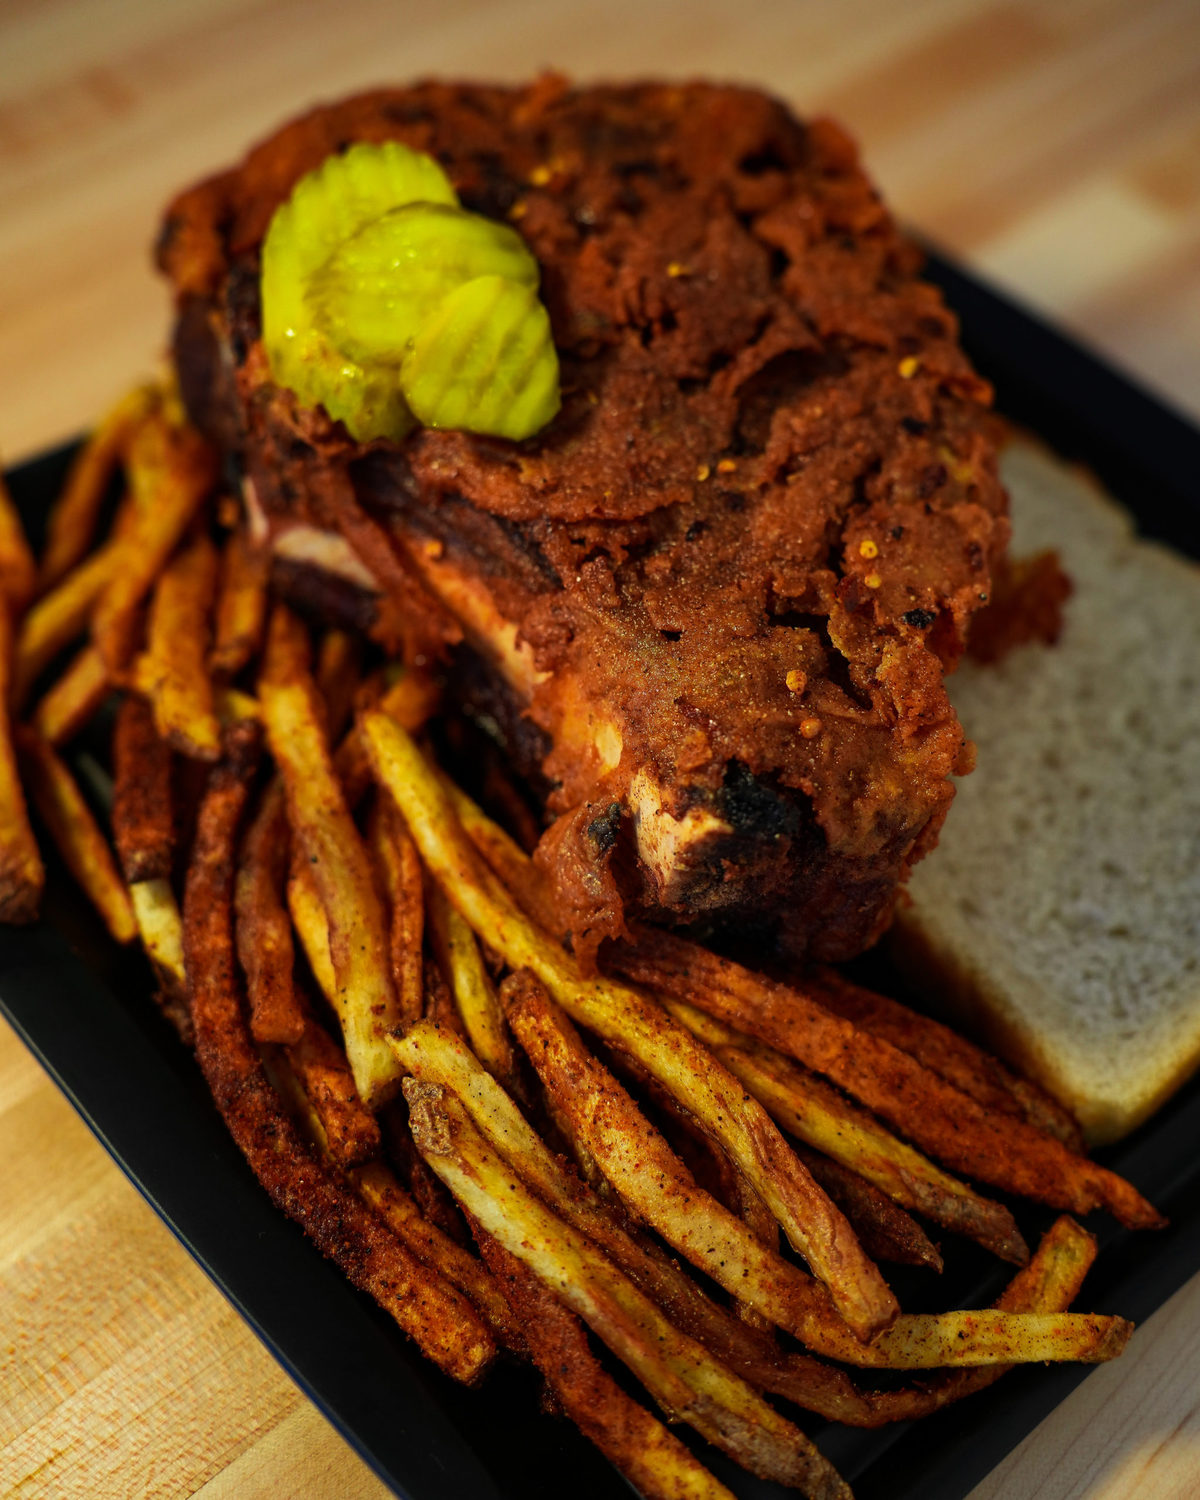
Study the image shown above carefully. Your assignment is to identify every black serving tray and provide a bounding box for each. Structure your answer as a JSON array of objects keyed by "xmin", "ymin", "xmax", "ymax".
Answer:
[{"xmin": 3, "ymin": 251, "xmax": 1200, "ymax": 1500}]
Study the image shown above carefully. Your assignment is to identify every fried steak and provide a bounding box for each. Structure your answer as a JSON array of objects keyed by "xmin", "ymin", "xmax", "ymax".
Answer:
[{"xmin": 159, "ymin": 76, "xmax": 1008, "ymax": 963}]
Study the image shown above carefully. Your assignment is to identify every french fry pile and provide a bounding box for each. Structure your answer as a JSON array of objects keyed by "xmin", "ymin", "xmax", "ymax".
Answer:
[{"xmin": 0, "ymin": 385, "xmax": 1165, "ymax": 1500}]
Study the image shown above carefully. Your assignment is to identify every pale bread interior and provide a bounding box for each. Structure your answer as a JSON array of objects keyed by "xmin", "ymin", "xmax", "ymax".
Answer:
[{"xmin": 892, "ymin": 438, "xmax": 1200, "ymax": 1145}]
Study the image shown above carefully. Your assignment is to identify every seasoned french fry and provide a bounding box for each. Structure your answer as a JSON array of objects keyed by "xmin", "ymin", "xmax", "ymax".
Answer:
[
  {"xmin": 32, "ymin": 645, "xmax": 110, "ymax": 746},
  {"xmin": 782, "ymin": 1215, "xmax": 1108, "ymax": 1424},
  {"xmin": 723, "ymin": 1168, "xmax": 779, "ymax": 1332},
  {"xmin": 130, "ymin": 877, "xmax": 186, "ymax": 991},
  {"xmin": 376, "ymin": 662, "xmax": 442, "ymax": 730},
  {"xmin": 335, "ymin": 663, "xmax": 441, "ymax": 807},
  {"xmin": 811, "ymin": 966, "xmax": 1085, "ymax": 1150},
  {"xmin": 770, "ymin": 1228, "xmax": 1128, "ymax": 1368},
  {"xmin": 762, "ymin": 1214, "xmax": 1108, "ymax": 1430},
  {"xmin": 314, "ymin": 628, "xmax": 361, "ymax": 740},
  {"xmin": 16, "ymin": 725, "xmax": 134, "ymax": 943},
  {"xmin": 393, "ymin": 1020, "xmax": 607, "ymax": 1204},
  {"xmin": 274, "ymin": 1050, "xmax": 495, "ymax": 1332},
  {"xmin": 129, "ymin": 877, "xmax": 191, "ymax": 1041},
  {"xmin": 378, "ymin": 1096, "xmax": 469, "ymax": 1245},
  {"xmin": 366, "ymin": 795, "xmax": 424, "ymax": 1032},
  {"xmin": 283, "ymin": 1017, "xmax": 381, "ymax": 1167},
  {"xmin": 351, "ymin": 1160, "xmax": 524, "ymax": 1352},
  {"xmin": 857, "ymin": 1300, "xmax": 1129, "ymax": 1367},
  {"xmin": 209, "ymin": 528, "xmax": 269, "ymax": 677},
  {"xmin": 443, "ymin": 774, "xmax": 557, "ymax": 930},
  {"xmin": 476, "ymin": 1231, "xmax": 738, "ymax": 1500},
  {"xmin": 92, "ymin": 413, "xmax": 216, "ymax": 673},
  {"xmin": 13, "ymin": 541, "xmax": 121, "ymax": 707},
  {"xmin": 216, "ymin": 686, "xmax": 260, "ymax": 724},
  {"xmin": 362, "ymin": 710, "xmax": 897, "ymax": 1343},
  {"xmin": 261, "ymin": 600, "xmax": 311, "ymax": 683},
  {"xmin": 287, "ymin": 851, "xmax": 338, "ymax": 1000},
  {"xmin": 0, "ymin": 469, "xmax": 37, "ymax": 614},
  {"xmin": 600, "ymin": 1002, "xmax": 936, "ymax": 1296},
  {"xmin": 615, "ymin": 931, "xmax": 1163, "ymax": 1231},
  {"xmin": 112, "ymin": 695, "xmax": 173, "ymax": 883},
  {"xmin": 0, "ymin": 606, "xmax": 43, "ymax": 922},
  {"xmin": 854, "ymin": 1216, "xmax": 1104, "ymax": 1425},
  {"xmin": 665, "ymin": 995, "xmax": 1026, "ymax": 1264},
  {"xmin": 182, "ymin": 730, "xmax": 495, "ymax": 1385},
  {"xmin": 142, "ymin": 531, "xmax": 221, "ymax": 759},
  {"xmin": 503, "ymin": 974, "xmax": 857, "ymax": 1341},
  {"xmin": 260, "ymin": 1037, "xmax": 328, "ymax": 1141},
  {"xmin": 262, "ymin": 678, "xmax": 402, "ymax": 1107},
  {"xmin": 39, "ymin": 383, "xmax": 157, "ymax": 589},
  {"xmin": 991, "ymin": 1214, "xmax": 1098, "ymax": 1309},
  {"xmin": 235, "ymin": 779, "xmax": 305, "ymax": 1046},
  {"xmin": 422, "ymin": 955, "xmax": 463, "ymax": 1032},
  {"xmin": 428, "ymin": 881, "xmax": 513, "ymax": 1082},
  {"xmin": 793, "ymin": 1144, "xmax": 943, "ymax": 1272},
  {"xmin": 405, "ymin": 1077, "xmax": 852, "ymax": 1500}
]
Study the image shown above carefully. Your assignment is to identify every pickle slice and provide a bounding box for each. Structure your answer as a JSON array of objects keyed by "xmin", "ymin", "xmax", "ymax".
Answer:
[
  {"xmin": 260, "ymin": 142, "xmax": 458, "ymax": 442},
  {"xmin": 261, "ymin": 140, "xmax": 560, "ymax": 444},
  {"xmin": 309, "ymin": 202, "xmax": 540, "ymax": 367},
  {"xmin": 400, "ymin": 275, "xmax": 561, "ymax": 441}
]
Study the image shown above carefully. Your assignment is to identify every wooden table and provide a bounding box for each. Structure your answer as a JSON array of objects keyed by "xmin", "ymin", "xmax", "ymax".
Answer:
[{"xmin": 2, "ymin": 2, "xmax": 1198, "ymax": 1496}]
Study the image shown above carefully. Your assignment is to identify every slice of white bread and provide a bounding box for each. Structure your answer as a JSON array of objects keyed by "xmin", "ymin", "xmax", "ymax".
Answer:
[{"xmin": 891, "ymin": 437, "xmax": 1200, "ymax": 1145}]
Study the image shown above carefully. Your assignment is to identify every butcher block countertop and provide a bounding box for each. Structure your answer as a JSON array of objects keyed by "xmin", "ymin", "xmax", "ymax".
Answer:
[{"xmin": 2, "ymin": 2, "xmax": 1199, "ymax": 1497}]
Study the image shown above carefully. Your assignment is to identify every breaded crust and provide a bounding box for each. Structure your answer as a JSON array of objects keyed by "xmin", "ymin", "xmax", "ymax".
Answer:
[{"xmin": 161, "ymin": 77, "xmax": 1009, "ymax": 961}]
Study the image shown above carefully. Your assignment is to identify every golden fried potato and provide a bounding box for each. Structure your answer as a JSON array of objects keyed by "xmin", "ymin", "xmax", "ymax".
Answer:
[
  {"xmin": 263, "ymin": 678, "xmax": 403, "ymax": 1106},
  {"xmin": 142, "ymin": 531, "xmax": 221, "ymax": 759},
  {"xmin": 16, "ymin": 725, "xmax": 134, "ymax": 943},
  {"xmin": 0, "ymin": 606, "xmax": 43, "ymax": 922}
]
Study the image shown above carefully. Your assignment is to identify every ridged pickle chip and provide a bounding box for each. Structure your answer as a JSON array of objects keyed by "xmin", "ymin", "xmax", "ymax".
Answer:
[
  {"xmin": 401, "ymin": 275, "xmax": 561, "ymax": 441},
  {"xmin": 261, "ymin": 142, "xmax": 561, "ymax": 444},
  {"xmin": 261, "ymin": 142, "xmax": 458, "ymax": 442},
  {"xmin": 309, "ymin": 203, "xmax": 540, "ymax": 367}
]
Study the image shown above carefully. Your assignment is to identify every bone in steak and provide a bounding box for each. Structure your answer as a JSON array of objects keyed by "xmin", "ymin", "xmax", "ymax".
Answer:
[{"xmin": 159, "ymin": 77, "xmax": 1009, "ymax": 963}]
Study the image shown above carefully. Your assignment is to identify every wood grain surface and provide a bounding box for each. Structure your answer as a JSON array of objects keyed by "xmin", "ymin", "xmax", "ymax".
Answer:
[{"xmin": 1, "ymin": 3, "xmax": 1198, "ymax": 1498}]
